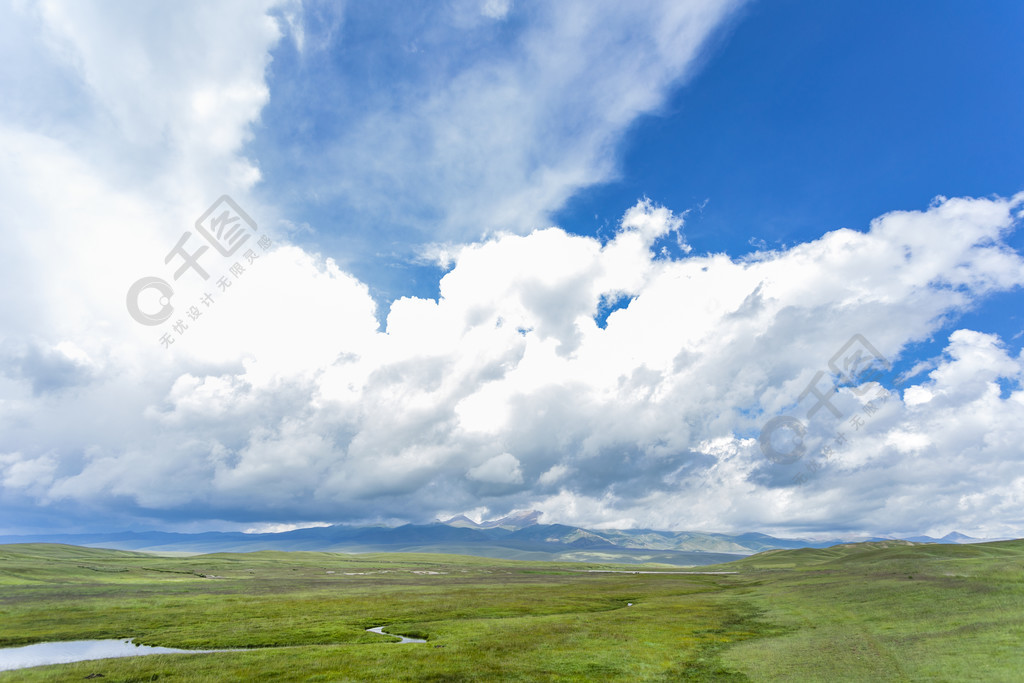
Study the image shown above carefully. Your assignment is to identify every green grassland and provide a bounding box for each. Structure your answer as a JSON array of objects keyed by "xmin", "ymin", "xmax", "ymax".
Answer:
[{"xmin": 0, "ymin": 540, "xmax": 1022, "ymax": 681}]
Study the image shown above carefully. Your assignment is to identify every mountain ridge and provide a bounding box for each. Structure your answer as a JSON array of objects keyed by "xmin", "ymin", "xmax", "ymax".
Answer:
[
  {"xmin": 441, "ymin": 509, "xmax": 542, "ymax": 530},
  {"xmin": 0, "ymin": 511, "xmax": 996, "ymax": 566}
]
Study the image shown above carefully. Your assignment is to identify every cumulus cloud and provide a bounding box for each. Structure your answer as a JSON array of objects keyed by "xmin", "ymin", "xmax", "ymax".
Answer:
[
  {"xmin": 4, "ymin": 189, "xmax": 1024, "ymax": 537},
  {"xmin": 2, "ymin": 0, "xmax": 1024, "ymax": 540}
]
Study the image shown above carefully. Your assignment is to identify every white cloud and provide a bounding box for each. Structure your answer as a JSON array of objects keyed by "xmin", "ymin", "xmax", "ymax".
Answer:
[
  {"xmin": 3, "ymin": 0, "xmax": 1024, "ymax": 540},
  {"xmin": 538, "ymin": 464, "xmax": 569, "ymax": 486},
  {"xmin": 244, "ymin": 521, "xmax": 331, "ymax": 534},
  {"xmin": 467, "ymin": 453, "xmax": 524, "ymax": 485},
  {"xmin": 34, "ymin": 0, "xmax": 278, "ymax": 172},
  {"xmin": 262, "ymin": 0, "xmax": 744, "ymax": 243},
  {"xmin": 4, "ymin": 190, "xmax": 1024, "ymax": 537},
  {"xmin": 0, "ymin": 452, "xmax": 57, "ymax": 496},
  {"xmin": 481, "ymin": 0, "xmax": 512, "ymax": 21}
]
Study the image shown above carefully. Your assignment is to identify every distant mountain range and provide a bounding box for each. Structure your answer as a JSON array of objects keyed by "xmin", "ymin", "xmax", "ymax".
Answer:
[
  {"xmin": 443, "ymin": 509, "xmax": 543, "ymax": 530},
  {"xmin": 0, "ymin": 510, "xmax": 993, "ymax": 566}
]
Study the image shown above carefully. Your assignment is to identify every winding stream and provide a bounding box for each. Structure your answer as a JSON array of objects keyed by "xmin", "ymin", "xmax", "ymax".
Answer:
[{"xmin": 365, "ymin": 626, "xmax": 427, "ymax": 644}]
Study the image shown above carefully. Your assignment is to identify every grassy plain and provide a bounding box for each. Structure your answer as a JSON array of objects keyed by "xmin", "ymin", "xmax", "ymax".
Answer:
[{"xmin": 0, "ymin": 540, "xmax": 1022, "ymax": 681}]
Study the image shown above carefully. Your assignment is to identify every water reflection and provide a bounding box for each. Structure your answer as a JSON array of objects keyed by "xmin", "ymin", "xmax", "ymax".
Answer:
[
  {"xmin": 0, "ymin": 627, "xmax": 425, "ymax": 672},
  {"xmin": 0, "ymin": 639, "xmax": 219, "ymax": 672}
]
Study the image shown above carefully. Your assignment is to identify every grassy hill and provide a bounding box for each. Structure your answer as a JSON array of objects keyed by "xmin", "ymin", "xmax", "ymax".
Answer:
[
  {"xmin": 1, "ymin": 541, "xmax": 1022, "ymax": 680},
  {"xmin": 707, "ymin": 539, "xmax": 1024, "ymax": 680}
]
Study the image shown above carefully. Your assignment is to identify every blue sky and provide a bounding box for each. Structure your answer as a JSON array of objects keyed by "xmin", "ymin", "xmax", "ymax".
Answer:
[
  {"xmin": 559, "ymin": 1, "xmax": 1024, "ymax": 252},
  {"xmin": 258, "ymin": 1, "xmax": 1024, "ymax": 311},
  {"xmin": 555, "ymin": 0, "xmax": 1024, "ymax": 365},
  {"xmin": 1, "ymin": 0, "xmax": 1023, "ymax": 539}
]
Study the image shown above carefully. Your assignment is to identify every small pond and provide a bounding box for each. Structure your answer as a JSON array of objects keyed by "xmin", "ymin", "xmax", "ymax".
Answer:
[
  {"xmin": 0, "ymin": 626, "xmax": 425, "ymax": 672},
  {"xmin": 0, "ymin": 638, "xmax": 224, "ymax": 672}
]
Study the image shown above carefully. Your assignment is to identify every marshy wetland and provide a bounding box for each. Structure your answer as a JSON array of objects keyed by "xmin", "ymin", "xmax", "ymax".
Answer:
[{"xmin": 1, "ymin": 541, "xmax": 1023, "ymax": 680}]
